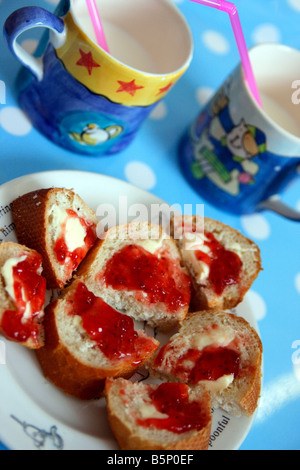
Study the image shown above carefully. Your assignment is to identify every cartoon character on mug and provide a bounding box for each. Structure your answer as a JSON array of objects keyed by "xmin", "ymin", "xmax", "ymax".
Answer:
[
  {"xmin": 190, "ymin": 85, "xmax": 267, "ymax": 196},
  {"xmin": 69, "ymin": 123, "xmax": 123, "ymax": 146},
  {"xmin": 69, "ymin": 124, "xmax": 123, "ymax": 146}
]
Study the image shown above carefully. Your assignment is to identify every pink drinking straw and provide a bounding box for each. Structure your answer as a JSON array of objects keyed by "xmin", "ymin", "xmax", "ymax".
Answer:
[
  {"xmin": 86, "ymin": 0, "xmax": 109, "ymax": 53},
  {"xmin": 188, "ymin": 0, "xmax": 262, "ymax": 107}
]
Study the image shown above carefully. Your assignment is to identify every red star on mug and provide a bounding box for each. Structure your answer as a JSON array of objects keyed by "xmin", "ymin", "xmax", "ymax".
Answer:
[
  {"xmin": 116, "ymin": 79, "xmax": 144, "ymax": 96},
  {"xmin": 76, "ymin": 49, "xmax": 100, "ymax": 75},
  {"xmin": 157, "ymin": 82, "xmax": 173, "ymax": 95}
]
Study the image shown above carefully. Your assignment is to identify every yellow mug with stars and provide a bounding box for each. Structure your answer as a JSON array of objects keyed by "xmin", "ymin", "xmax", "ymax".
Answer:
[{"xmin": 4, "ymin": 0, "xmax": 193, "ymax": 156}]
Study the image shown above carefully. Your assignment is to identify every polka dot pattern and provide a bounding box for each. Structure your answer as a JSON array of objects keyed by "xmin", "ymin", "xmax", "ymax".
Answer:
[
  {"xmin": 287, "ymin": 0, "xmax": 300, "ymax": 11},
  {"xmin": 150, "ymin": 102, "xmax": 167, "ymax": 120},
  {"xmin": 21, "ymin": 39, "xmax": 39, "ymax": 54},
  {"xmin": 252, "ymin": 24, "xmax": 281, "ymax": 44},
  {"xmin": 241, "ymin": 214, "xmax": 271, "ymax": 240},
  {"xmin": 125, "ymin": 161, "xmax": 156, "ymax": 190},
  {"xmin": 295, "ymin": 273, "xmax": 300, "ymax": 294},
  {"xmin": 196, "ymin": 87, "xmax": 215, "ymax": 106},
  {"xmin": 246, "ymin": 290, "xmax": 267, "ymax": 321},
  {"xmin": 202, "ymin": 30, "xmax": 230, "ymax": 55},
  {"xmin": 0, "ymin": 107, "xmax": 32, "ymax": 136}
]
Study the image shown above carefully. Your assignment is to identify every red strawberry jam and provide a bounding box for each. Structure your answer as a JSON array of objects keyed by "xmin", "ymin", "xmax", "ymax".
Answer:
[
  {"xmin": 195, "ymin": 232, "xmax": 242, "ymax": 295},
  {"xmin": 154, "ymin": 343, "xmax": 240, "ymax": 385},
  {"xmin": 102, "ymin": 244, "xmax": 191, "ymax": 312},
  {"xmin": 1, "ymin": 253, "xmax": 46, "ymax": 344},
  {"xmin": 136, "ymin": 382, "xmax": 210, "ymax": 434},
  {"xmin": 67, "ymin": 282, "xmax": 157, "ymax": 363},
  {"xmin": 54, "ymin": 209, "xmax": 96, "ymax": 273}
]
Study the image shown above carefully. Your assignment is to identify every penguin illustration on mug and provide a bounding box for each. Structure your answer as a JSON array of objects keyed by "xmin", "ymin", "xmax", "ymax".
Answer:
[{"xmin": 69, "ymin": 123, "xmax": 123, "ymax": 146}]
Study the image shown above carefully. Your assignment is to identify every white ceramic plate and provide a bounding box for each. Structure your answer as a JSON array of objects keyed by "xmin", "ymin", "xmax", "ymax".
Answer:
[{"xmin": 0, "ymin": 170, "xmax": 258, "ymax": 451}]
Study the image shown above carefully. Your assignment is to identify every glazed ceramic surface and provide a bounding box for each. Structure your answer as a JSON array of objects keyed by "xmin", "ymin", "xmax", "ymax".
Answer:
[
  {"xmin": 179, "ymin": 44, "xmax": 300, "ymax": 217},
  {"xmin": 4, "ymin": 0, "xmax": 193, "ymax": 156}
]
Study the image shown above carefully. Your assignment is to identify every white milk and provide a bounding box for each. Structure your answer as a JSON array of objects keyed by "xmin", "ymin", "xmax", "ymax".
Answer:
[
  {"xmin": 261, "ymin": 93, "xmax": 300, "ymax": 138},
  {"xmin": 76, "ymin": 14, "xmax": 157, "ymax": 73}
]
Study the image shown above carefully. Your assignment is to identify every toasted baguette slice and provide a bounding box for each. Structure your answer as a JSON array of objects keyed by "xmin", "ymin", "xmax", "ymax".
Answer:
[
  {"xmin": 171, "ymin": 215, "xmax": 262, "ymax": 311},
  {"xmin": 105, "ymin": 378, "xmax": 212, "ymax": 450},
  {"xmin": 36, "ymin": 279, "xmax": 159, "ymax": 400},
  {"xmin": 76, "ymin": 222, "xmax": 191, "ymax": 332},
  {"xmin": 0, "ymin": 241, "xmax": 46, "ymax": 349},
  {"xmin": 148, "ymin": 310, "xmax": 262, "ymax": 417},
  {"xmin": 12, "ymin": 188, "xmax": 98, "ymax": 289}
]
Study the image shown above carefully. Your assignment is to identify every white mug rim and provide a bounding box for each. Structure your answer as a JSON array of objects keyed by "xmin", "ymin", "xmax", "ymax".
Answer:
[
  {"xmin": 69, "ymin": 0, "xmax": 194, "ymax": 78},
  {"xmin": 242, "ymin": 42, "xmax": 300, "ymax": 149}
]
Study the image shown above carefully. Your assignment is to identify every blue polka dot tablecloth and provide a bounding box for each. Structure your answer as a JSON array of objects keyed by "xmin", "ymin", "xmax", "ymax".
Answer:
[{"xmin": 0, "ymin": 0, "xmax": 300, "ymax": 452}]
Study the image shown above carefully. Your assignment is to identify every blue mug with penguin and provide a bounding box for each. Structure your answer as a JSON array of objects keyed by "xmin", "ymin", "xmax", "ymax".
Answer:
[
  {"xmin": 4, "ymin": 0, "xmax": 193, "ymax": 157},
  {"xmin": 179, "ymin": 43, "xmax": 300, "ymax": 221}
]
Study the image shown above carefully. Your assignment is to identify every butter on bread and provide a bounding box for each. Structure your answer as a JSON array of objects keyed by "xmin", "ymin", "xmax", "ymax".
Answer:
[
  {"xmin": 0, "ymin": 241, "xmax": 46, "ymax": 349},
  {"xmin": 148, "ymin": 309, "xmax": 263, "ymax": 417},
  {"xmin": 35, "ymin": 279, "xmax": 159, "ymax": 400},
  {"xmin": 171, "ymin": 215, "xmax": 262, "ymax": 311},
  {"xmin": 105, "ymin": 377, "xmax": 212, "ymax": 450},
  {"xmin": 12, "ymin": 188, "xmax": 98, "ymax": 289},
  {"xmin": 76, "ymin": 222, "xmax": 192, "ymax": 332}
]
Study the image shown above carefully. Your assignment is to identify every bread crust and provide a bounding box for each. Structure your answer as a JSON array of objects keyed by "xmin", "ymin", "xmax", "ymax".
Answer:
[
  {"xmin": 237, "ymin": 343, "xmax": 262, "ymax": 416},
  {"xmin": 106, "ymin": 408, "xmax": 212, "ymax": 450},
  {"xmin": 36, "ymin": 300, "xmax": 116, "ymax": 400},
  {"xmin": 12, "ymin": 189, "xmax": 59, "ymax": 288}
]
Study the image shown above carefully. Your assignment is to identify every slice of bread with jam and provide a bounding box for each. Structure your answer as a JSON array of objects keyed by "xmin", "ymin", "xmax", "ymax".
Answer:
[
  {"xmin": 36, "ymin": 279, "xmax": 159, "ymax": 400},
  {"xmin": 148, "ymin": 309, "xmax": 263, "ymax": 417},
  {"xmin": 76, "ymin": 222, "xmax": 192, "ymax": 332},
  {"xmin": 171, "ymin": 215, "xmax": 262, "ymax": 311},
  {"xmin": 12, "ymin": 188, "xmax": 98, "ymax": 289},
  {"xmin": 0, "ymin": 241, "xmax": 46, "ymax": 349},
  {"xmin": 105, "ymin": 377, "xmax": 212, "ymax": 450}
]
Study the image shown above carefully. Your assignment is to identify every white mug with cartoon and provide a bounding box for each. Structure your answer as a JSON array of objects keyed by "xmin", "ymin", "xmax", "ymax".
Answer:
[{"xmin": 179, "ymin": 43, "xmax": 300, "ymax": 220}]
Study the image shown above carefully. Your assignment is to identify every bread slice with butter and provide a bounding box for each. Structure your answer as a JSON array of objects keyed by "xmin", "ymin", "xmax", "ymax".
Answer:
[
  {"xmin": 36, "ymin": 279, "xmax": 159, "ymax": 400},
  {"xmin": 12, "ymin": 188, "xmax": 98, "ymax": 290},
  {"xmin": 148, "ymin": 309, "xmax": 263, "ymax": 417},
  {"xmin": 76, "ymin": 222, "xmax": 192, "ymax": 332},
  {"xmin": 105, "ymin": 377, "xmax": 212, "ymax": 450},
  {"xmin": 171, "ymin": 215, "xmax": 262, "ymax": 311},
  {"xmin": 0, "ymin": 241, "xmax": 46, "ymax": 349}
]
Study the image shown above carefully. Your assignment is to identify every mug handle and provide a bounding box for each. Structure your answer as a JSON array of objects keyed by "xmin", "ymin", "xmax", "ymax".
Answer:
[
  {"xmin": 3, "ymin": 7, "xmax": 66, "ymax": 81},
  {"xmin": 258, "ymin": 164, "xmax": 300, "ymax": 221}
]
